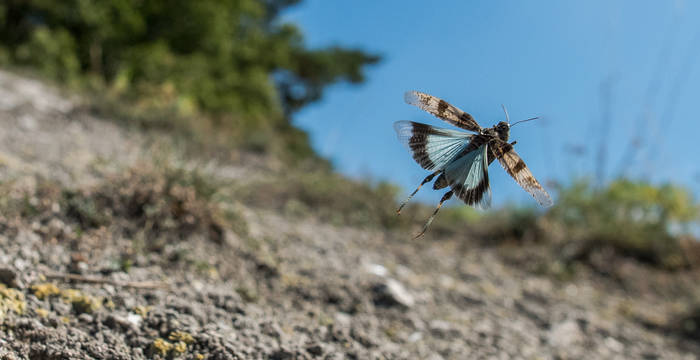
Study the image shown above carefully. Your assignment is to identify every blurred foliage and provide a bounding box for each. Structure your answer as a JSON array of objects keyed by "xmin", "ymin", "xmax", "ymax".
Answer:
[
  {"xmin": 480, "ymin": 207, "xmax": 543, "ymax": 244},
  {"xmin": 62, "ymin": 165, "xmax": 237, "ymax": 247},
  {"xmin": 232, "ymin": 164, "xmax": 410, "ymax": 228},
  {"xmin": 676, "ymin": 304, "xmax": 700, "ymax": 340},
  {"xmin": 419, "ymin": 177, "xmax": 700, "ymax": 270},
  {"xmin": 430, "ymin": 205, "xmax": 483, "ymax": 236},
  {"xmin": 238, "ymin": 170, "xmax": 700, "ymax": 269},
  {"xmin": 549, "ymin": 178, "xmax": 700, "ymax": 269},
  {"xmin": 0, "ymin": 0, "xmax": 378, "ymax": 159},
  {"xmin": 0, "ymin": 164, "xmax": 245, "ymax": 251}
]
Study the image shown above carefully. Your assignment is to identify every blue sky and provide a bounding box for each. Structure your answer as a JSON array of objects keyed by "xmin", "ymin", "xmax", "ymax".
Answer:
[{"xmin": 284, "ymin": 1, "xmax": 700, "ymax": 207}]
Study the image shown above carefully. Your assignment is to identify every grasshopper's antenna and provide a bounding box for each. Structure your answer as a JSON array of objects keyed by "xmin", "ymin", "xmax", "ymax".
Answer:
[
  {"xmin": 501, "ymin": 104, "xmax": 510, "ymax": 124},
  {"xmin": 510, "ymin": 116, "xmax": 540, "ymax": 127}
]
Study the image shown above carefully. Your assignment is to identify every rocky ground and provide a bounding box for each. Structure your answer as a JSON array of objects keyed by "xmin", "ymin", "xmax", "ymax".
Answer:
[{"xmin": 0, "ymin": 69, "xmax": 699, "ymax": 359}]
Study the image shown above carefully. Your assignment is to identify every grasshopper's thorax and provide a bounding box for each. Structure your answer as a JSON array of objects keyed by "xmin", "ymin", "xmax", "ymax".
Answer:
[{"xmin": 482, "ymin": 121, "xmax": 510, "ymax": 142}]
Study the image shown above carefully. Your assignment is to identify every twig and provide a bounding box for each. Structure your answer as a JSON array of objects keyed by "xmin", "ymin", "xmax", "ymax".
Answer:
[
  {"xmin": 596, "ymin": 76, "xmax": 614, "ymax": 188},
  {"xmin": 43, "ymin": 273, "xmax": 169, "ymax": 290}
]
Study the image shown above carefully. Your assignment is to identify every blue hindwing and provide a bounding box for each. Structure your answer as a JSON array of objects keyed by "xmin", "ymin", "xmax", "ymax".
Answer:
[
  {"xmin": 443, "ymin": 144, "xmax": 491, "ymax": 210},
  {"xmin": 394, "ymin": 121, "xmax": 472, "ymax": 171}
]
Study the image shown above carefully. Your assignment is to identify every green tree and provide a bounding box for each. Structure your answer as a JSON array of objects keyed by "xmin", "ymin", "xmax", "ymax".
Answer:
[{"xmin": 0, "ymin": 0, "xmax": 379, "ymax": 157}]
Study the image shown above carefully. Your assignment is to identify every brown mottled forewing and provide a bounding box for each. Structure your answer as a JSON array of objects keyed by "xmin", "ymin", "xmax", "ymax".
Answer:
[
  {"xmin": 405, "ymin": 91, "xmax": 482, "ymax": 133},
  {"xmin": 493, "ymin": 140, "xmax": 553, "ymax": 207}
]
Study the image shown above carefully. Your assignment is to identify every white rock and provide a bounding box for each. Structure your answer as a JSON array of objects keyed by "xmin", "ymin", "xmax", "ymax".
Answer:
[
  {"xmin": 548, "ymin": 320, "xmax": 583, "ymax": 348},
  {"xmin": 407, "ymin": 331, "xmax": 423, "ymax": 343},
  {"xmin": 365, "ymin": 263, "xmax": 388, "ymax": 277},
  {"xmin": 385, "ymin": 279, "xmax": 415, "ymax": 308},
  {"xmin": 126, "ymin": 313, "xmax": 142, "ymax": 327},
  {"xmin": 604, "ymin": 336, "xmax": 624, "ymax": 352}
]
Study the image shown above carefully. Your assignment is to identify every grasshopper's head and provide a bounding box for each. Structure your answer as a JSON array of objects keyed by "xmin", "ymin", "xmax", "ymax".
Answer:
[
  {"xmin": 494, "ymin": 121, "xmax": 510, "ymax": 142},
  {"xmin": 497, "ymin": 104, "xmax": 538, "ymax": 141}
]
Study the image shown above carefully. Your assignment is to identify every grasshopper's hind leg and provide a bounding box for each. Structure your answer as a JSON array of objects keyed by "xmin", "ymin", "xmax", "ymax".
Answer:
[
  {"xmin": 413, "ymin": 190, "xmax": 453, "ymax": 239},
  {"xmin": 397, "ymin": 170, "xmax": 440, "ymax": 214}
]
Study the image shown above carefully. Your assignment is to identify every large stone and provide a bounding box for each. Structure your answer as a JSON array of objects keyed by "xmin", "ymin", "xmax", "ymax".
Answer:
[{"xmin": 372, "ymin": 279, "xmax": 415, "ymax": 308}]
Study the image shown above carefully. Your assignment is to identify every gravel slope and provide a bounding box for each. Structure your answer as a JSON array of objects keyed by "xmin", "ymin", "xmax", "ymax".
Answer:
[{"xmin": 0, "ymin": 69, "xmax": 698, "ymax": 359}]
